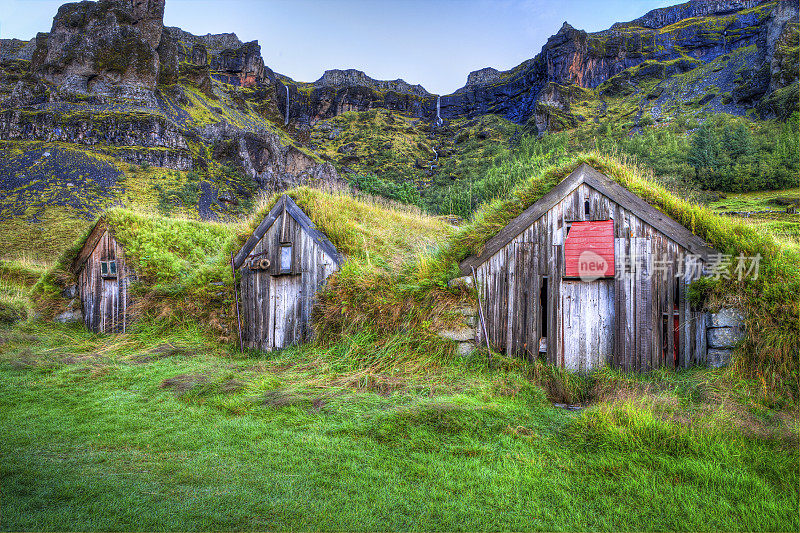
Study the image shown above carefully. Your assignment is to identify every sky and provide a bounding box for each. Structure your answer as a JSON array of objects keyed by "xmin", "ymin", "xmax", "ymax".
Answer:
[{"xmin": 1, "ymin": 0, "xmax": 673, "ymax": 94}]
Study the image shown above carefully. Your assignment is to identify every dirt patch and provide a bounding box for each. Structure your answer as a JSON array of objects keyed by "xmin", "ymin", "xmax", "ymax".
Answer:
[
  {"xmin": 160, "ymin": 372, "xmax": 211, "ymax": 394},
  {"xmin": 262, "ymin": 388, "xmax": 309, "ymax": 408},
  {"xmin": 132, "ymin": 343, "xmax": 196, "ymax": 364},
  {"xmin": 219, "ymin": 378, "xmax": 243, "ymax": 394},
  {"xmin": 330, "ymin": 370, "xmax": 407, "ymax": 396}
]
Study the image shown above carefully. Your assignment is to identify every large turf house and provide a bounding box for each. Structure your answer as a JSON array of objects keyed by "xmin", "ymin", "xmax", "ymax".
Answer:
[{"xmin": 460, "ymin": 163, "xmax": 718, "ymax": 372}]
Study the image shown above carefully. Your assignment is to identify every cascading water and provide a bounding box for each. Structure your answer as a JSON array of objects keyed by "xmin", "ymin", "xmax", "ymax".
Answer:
[
  {"xmin": 284, "ymin": 85, "xmax": 290, "ymax": 126},
  {"xmin": 435, "ymin": 95, "xmax": 442, "ymax": 127}
]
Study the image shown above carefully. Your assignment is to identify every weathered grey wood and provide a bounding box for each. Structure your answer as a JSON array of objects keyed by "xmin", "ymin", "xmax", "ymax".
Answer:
[
  {"xmin": 467, "ymin": 164, "xmax": 715, "ymax": 373},
  {"xmin": 76, "ymin": 228, "xmax": 133, "ymax": 334},
  {"xmin": 235, "ymin": 195, "xmax": 343, "ymax": 270},
  {"xmin": 582, "ymin": 167, "xmax": 716, "ymax": 260},
  {"xmin": 460, "ymin": 163, "xmax": 718, "ymax": 275},
  {"xmin": 460, "ymin": 167, "xmax": 584, "ymax": 274},
  {"xmin": 237, "ymin": 199, "xmax": 340, "ymax": 351}
]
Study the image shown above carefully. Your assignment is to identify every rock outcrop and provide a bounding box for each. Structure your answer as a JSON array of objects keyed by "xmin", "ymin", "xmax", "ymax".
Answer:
[
  {"xmin": 31, "ymin": 0, "xmax": 166, "ymax": 99},
  {"xmin": 206, "ymin": 121, "xmax": 344, "ymax": 192}
]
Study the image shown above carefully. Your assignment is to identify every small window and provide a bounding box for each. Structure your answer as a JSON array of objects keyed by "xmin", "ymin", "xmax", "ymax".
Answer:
[
  {"xmin": 99, "ymin": 260, "xmax": 117, "ymax": 279},
  {"xmin": 584, "ymin": 199, "xmax": 590, "ymax": 217},
  {"xmin": 280, "ymin": 244, "xmax": 293, "ymax": 273}
]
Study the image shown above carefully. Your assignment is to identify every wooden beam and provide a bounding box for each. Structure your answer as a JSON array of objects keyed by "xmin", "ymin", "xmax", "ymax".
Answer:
[
  {"xmin": 71, "ymin": 219, "xmax": 109, "ymax": 274},
  {"xmin": 234, "ymin": 195, "xmax": 344, "ymax": 270},
  {"xmin": 459, "ymin": 162, "xmax": 718, "ymax": 275}
]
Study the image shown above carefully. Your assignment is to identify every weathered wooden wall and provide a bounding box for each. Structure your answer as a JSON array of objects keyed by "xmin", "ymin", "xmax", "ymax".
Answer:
[
  {"xmin": 77, "ymin": 230, "xmax": 134, "ymax": 334},
  {"xmin": 473, "ymin": 182, "xmax": 707, "ymax": 372},
  {"xmin": 239, "ymin": 210, "xmax": 339, "ymax": 351}
]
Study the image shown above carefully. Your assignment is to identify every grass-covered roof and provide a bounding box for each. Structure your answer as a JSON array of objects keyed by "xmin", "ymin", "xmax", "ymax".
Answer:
[
  {"xmin": 236, "ymin": 187, "xmax": 453, "ymax": 270},
  {"xmin": 32, "ymin": 208, "xmax": 238, "ymax": 313}
]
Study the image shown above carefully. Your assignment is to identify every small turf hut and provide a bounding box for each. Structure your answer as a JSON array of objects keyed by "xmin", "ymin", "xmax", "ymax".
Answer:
[
  {"xmin": 71, "ymin": 218, "xmax": 135, "ymax": 333},
  {"xmin": 459, "ymin": 163, "xmax": 718, "ymax": 372},
  {"xmin": 233, "ymin": 194, "xmax": 344, "ymax": 351}
]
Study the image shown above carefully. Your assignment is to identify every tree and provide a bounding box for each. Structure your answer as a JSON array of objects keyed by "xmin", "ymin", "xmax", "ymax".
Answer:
[{"xmin": 688, "ymin": 121, "xmax": 718, "ymax": 177}]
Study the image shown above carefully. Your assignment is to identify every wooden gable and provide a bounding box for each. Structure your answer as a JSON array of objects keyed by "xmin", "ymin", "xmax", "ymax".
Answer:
[
  {"xmin": 233, "ymin": 195, "xmax": 343, "ymax": 271},
  {"xmin": 459, "ymin": 163, "xmax": 716, "ymax": 275}
]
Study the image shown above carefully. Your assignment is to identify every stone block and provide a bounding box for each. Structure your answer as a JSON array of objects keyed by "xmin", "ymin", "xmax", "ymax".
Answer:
[
  {"xmin": 708, "ymin": 326, "xmax": 745, "ymax": 349},
  {"xmin": 706, "ymin": 348, "xmax": 733, "ymax": 368},
  {"xmin": 707, "ymin": 307, "xmax": 745, "ymax": 328},
  {"xmin": 439, "ymin": 327, "xmax": 475, "ymax": 342},
  {"xmin": 54, "ymin": 309, "xmax": 83, "ymax": 324},
  {"xmin": 447, "ymin": 276, "xmax": 474, "ymax": 289},
  {"xmin": 456, "ymin": 341, "xmax": 475, "ymax": 357}
]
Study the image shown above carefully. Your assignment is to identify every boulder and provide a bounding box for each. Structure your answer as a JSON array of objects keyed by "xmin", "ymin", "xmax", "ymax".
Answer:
[
  {"xmin": 438, "ymin": 327, "xmax": 475, "ymax": 343},
  {"xmin": 54, "ymin": 308, "xmax": 83, "ymax": 324},
  {"xmin": 456, "ymin": 342, "xmax": 476, "ymax": 357}
]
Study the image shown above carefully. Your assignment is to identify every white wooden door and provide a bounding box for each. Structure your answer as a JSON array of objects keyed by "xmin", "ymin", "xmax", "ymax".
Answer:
[
  {"xmin": 561, "ymin": 279, "xmax": 614, "ymax": 371},
  {"xmin": 101, "ymin": 278, "xmax": 118, "ymax": 333},
  {"xmin": 270, "ymin": 275, "xmax": 302, "ymax": 350}
]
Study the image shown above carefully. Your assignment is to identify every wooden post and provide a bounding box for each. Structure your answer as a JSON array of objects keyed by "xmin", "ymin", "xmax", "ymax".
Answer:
[{"xmin": 231, "ymin": 251, "xmax": 244, "ymax": 353}]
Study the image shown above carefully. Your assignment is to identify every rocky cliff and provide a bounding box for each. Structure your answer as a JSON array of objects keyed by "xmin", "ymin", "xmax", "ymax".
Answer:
[
  {"xmin": 440, "ymin": 0, "xmax": 798, "ymax": 129},
  {"xmin": 0, "ymin": 0, "xmax": 797, "ymax": 224}
]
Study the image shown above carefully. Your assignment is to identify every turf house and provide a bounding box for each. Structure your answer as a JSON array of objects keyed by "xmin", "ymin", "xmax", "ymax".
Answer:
[
  {"xmin": 459, "ymin": 163, "xmax": 720, "ymax": 372},
  {"xmin": 233, "ymin": 194, "xmax": 344, "ymax": 351}
]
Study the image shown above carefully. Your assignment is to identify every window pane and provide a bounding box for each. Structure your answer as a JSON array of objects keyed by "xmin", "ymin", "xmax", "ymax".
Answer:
[
  {"xmin": 109, "ymin": 261, "xmax": 117, "ymax": 275},
  {"xmin": 281, "ymin": 245, "xmax": 292, "ymax": 272},
  {"xmin": 100, "ymin": 262, "xmax": 108, "ymax": 275}
]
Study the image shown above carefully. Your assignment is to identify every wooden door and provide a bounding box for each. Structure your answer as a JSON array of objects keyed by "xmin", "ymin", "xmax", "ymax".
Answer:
[
  {"xmin": 101, "ymin": 278, "xmax": 118, "ymax": 333},
  {"xmin": 560, "ymin": 279, "xmax": 614, "ymax": 371},
  {"xmin": 270, "ymin": 275, "xmax": 302, "ymax": 350}
]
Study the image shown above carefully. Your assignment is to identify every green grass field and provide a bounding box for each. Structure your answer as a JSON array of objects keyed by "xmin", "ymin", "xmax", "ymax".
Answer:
[{"xmin": 1, "ymin": 320, "xmax": 797, "ymax": 531}]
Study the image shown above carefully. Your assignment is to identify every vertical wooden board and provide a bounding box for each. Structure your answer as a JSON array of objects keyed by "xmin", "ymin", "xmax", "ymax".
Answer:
[
  {"xmin": 561, "ymin": 279, "xmax": 613, "ymax": 371},
  {"xmin": 677, "ymin": 272, "xmax": 687, "ymax": 368},
  {"xmin": 625, "ymin": 237, "xmax": 636, "ymax": 371},
  {"xmin": 271, "ymin": 276, "xmax": 284, "ymax": 349},
  {"xmin": 637, "ymin": 238, "xmax": 652, "ymax": 371},
  {"xmin": 553, "ymin": 245, "xmax": 563, "ymax": 367},
  {"xmin": 601, "ymin": 280, "xmax": 615, "ymax": 368},
  {"xmin": 696, "ymin": 312, "xmax": 707, "ymax": 365},
  {"xmin": 505, "ymin": 246, "xmax": 515, "ymax": 355},
  {"xmin": 666, "ymin": 255, "xmax": 675, "ymax": 368},
  {"xmin": 561, "ymin": 280, "xmax": 575, "ymax": 370}
]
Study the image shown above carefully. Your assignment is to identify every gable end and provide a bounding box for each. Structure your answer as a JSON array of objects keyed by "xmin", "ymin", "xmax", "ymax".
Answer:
[
  {"xmin": 233, "ymin": 195, "xmax": 343, "ymax": 269},
  {"xmin": 459, "ymin": 163, "xmax": 716, "ymax": 275}
]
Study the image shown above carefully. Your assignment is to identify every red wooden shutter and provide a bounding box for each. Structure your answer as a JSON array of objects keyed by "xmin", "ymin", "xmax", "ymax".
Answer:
[{"xmin": 564, "ymin": 220, "xmax": 615, "ymax": 278}]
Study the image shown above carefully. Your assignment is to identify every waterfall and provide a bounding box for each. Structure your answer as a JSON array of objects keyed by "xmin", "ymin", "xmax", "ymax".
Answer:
[
  {"xmin": 435, "ymin": 95, "xmax": 442, "ymax": 127},
  {"xmin": 284, "ymin": 85, "xmax": 290, "ymax": 126}
]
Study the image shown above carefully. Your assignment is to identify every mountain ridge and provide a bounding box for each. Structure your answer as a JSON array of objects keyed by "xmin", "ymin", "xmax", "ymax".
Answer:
[{"xmin": 0, "ymin": 0, "xmax": 796, "ymax": 235}]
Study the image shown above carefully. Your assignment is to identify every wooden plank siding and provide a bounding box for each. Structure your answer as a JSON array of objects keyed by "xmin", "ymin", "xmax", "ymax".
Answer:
[
  {"xmin": 472, "ymin": 180, "xmax": 708, "ymax": 372},
  {"xmin": 76, "ymin": 230, "xmax": 134, "ymax": 334},
  {"xmin": 238, "ymin": 200, "xmax": 340, "ymax": 351}
]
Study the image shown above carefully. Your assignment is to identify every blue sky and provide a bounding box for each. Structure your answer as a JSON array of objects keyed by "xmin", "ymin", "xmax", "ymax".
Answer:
[{"xmin": 1, "ymin": 0, "xmax": 672, "ymax": 94}]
